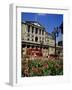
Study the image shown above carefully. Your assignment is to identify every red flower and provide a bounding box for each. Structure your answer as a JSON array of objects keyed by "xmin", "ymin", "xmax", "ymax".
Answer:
[
  {"xmin": 32, "ymin": 67, "xmax": 38, "ymax": 73},
  {"xmin": 43, "ymin": 63, "xmax": 48, "ymax": 68}
]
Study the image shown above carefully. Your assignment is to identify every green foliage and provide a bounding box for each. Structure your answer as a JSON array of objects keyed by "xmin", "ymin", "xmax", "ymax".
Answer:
[{"xmin": 25, "ymin": 59, "xmax": 63, "ymax": 76}]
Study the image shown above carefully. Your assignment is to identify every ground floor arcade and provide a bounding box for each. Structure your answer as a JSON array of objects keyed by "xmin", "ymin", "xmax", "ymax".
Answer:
[{"xmin": 22, "ymin": 42, "xmax": 55, "ymax": 58}]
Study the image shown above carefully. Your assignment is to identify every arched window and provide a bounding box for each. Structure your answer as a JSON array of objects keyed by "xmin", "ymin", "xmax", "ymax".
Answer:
[{"xmin": 27, "ymin": 45, "xmax": 30, "ymax": 48}]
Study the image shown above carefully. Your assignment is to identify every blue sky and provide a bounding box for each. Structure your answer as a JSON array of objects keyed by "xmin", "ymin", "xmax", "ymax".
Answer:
[{"xmin": 21, "ymin": 12, "xmax": 63, "ymax": 33}]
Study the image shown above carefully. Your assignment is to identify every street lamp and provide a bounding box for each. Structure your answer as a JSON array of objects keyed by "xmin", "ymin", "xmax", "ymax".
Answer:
[{"xmin": 52, "ymin": 27, "xmax": 59, "ymax": 56}]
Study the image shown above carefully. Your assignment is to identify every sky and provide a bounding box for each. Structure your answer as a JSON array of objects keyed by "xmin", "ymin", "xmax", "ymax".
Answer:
[{"xmin": 21, "ymin": 12, "xmax": 63, "ymax": 33}]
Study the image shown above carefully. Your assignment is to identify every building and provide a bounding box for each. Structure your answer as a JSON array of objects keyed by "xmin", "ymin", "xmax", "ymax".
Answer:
[{"xmin": 21, "ymin": 21, "xmax": 55, "ymax": 57}]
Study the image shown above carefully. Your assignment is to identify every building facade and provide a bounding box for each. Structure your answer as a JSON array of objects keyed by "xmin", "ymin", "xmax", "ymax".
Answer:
[{"xmin": 21, "ymin": 21, "xmax": 55, "ymax": 57}]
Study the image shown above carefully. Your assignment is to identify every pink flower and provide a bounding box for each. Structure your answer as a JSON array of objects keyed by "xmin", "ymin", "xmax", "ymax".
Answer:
[{"xmin": 43, "ymin": 63, "xmax": 48, "ymax": 68}]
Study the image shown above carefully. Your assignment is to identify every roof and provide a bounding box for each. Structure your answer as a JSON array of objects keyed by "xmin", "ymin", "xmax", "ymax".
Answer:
[
  {"xmin": 22, "ymin": 21, "xmax": 54, "ymax": 39},
  {"xmin": 22, "ymin": 21, "xmax": 45, "ymax": 29}
]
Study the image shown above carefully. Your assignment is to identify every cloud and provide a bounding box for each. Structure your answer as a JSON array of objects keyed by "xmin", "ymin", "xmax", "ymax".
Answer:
[{"xmin": 37, "ymin": 13, "xmax": 46, "ymax": 16}]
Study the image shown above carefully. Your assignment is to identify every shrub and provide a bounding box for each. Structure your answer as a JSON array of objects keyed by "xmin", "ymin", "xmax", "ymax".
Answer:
[{"xmin": 22, "ymin": 59, "xmax": 63, "ymax": 77}]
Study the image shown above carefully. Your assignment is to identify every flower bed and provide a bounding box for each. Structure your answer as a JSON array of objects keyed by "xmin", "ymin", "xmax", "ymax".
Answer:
[{"xmin": 22, "ymin": 59, "xmax": 63, "ymax": 77}]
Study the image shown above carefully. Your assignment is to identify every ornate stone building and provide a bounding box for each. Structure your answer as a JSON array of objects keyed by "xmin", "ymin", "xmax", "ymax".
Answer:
[{"xmin": 21, "ymin": 21, "xmax": 55, "ymax": 57}]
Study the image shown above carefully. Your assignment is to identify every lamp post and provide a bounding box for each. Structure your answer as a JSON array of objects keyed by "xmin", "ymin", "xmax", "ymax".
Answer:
[
  {"xmin": 59, "ymin": 22, "xmax": 63, "ymax": 34},
  {"xmin": 52, "ymin": 27, "xmax": 59, "ymax": 56}
]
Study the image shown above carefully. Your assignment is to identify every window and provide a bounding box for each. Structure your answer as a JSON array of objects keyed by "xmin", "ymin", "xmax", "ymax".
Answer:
[
  {"xmin": 28, "ymin": 25, "xmax": 30, "ymax": 33},
  {"xmin": 32, "ymin": 35, "xmax": 34, "ymax": 41},
  {"xmin": 39, "ymin": 29, "xmax": 41, "ymax": 34},
  {"xmin": 46, "ymin": 47, "xmax": 48, "ymax": 49},
  {"xmin": 42, "ymin": 37, "xmax": 44, "ymax": 42},
  {"xmin": 35, "ymin": 37, "xmax": 38, "ymax": 42},
  {"xmin": 40, "ymin": 37, "xmax": 41, "ymax": 39},
  {"xmin": 39, "ymin": 37, "xmax": 41, "ymax": 42},
  {"xmin": 27, "ymin": 45, "xmax": 30, "ymax": 48},
  {"xmin": 47, "ymin": 39, "xmax": 49, "ymax": 42},
  {"xmin": 42, "ymin": 37, "xmax": 44, "ymax": 40},
  {"xmin": 27, "ymin": 34, "xmax": 30, "ymax": 37},
  {"xmin": 32, "ymin": 27, "xmax": 34, "ymax": 33},
  {"xmin": 32, "ymin": 35, "xmax": 34, "ymax": 37},
  {"xmin": 22, "ymin": 44, "xmax": 26, "ymax": 48},
  {"xmin": 43, "ymin": 47, "xmax": 46, "ymax": 49},
  {"xmin": 39, "ymin": 37, "xmax": 42, "ymax": 43},
  {"xmin": 42, "ymin": 30, "xmax": 44, "ymax": 35},
  {"xmin": 35, "ymin": 28, "xmax": 38, "ymax": 34},
  {"xmin": 32, "ymin": 45, "xmax": 34, "ymax": 48},
  {"xmin": 32, "ymin": 38, "xmax": 34, "ymax": 41},
  {"xmin": 27, "ymin": 38, "xmax": 29, "ymax": 41}
]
